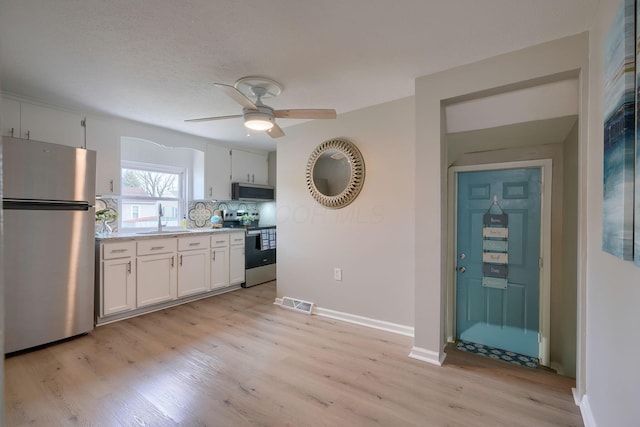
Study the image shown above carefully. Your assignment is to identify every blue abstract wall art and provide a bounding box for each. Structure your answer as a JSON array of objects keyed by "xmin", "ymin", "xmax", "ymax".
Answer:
[{"xmin": 603, "ymin": 0, "xmax": 635, "ymax": 260}]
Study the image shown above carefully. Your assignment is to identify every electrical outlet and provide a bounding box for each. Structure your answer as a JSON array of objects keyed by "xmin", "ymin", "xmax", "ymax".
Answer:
[{"xmin": 334, "ymin": 268, "xmax": 342, "ymax": 281}]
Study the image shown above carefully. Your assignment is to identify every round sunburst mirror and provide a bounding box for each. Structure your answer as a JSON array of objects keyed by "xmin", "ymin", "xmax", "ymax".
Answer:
[{"xmin": 306, "ymin": 138, "xmax": 365, "ymax": 209}]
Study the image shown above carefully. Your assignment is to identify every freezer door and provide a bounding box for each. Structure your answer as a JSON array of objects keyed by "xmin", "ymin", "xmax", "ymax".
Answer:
[
  {"xmin": 4, "ymin": 208, "xmax": 96, "ymax": 353},
  {"xmin": 2, "ymin": 136, "xmax": 96, "ymax": 202}
]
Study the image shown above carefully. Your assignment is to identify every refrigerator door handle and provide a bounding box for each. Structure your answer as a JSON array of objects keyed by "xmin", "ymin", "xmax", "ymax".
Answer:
[{"xmin": 3, "ymin": 199, "xmax": 90, "ymax": 211}]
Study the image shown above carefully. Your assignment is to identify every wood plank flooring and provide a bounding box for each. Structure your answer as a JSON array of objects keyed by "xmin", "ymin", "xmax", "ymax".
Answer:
[{"xmin": 4, "ymin": 282, "xmax": 583, "ymax": 426}]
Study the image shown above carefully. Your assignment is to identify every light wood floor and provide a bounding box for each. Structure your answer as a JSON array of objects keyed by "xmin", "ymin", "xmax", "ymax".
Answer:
[{"xmin": 5, "ymin": 282, "xmax": 583, "ymax": 426}]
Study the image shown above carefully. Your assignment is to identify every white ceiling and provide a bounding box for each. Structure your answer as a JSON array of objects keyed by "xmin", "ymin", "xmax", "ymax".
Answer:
[{"xmin": 0, "ymin": 1, "xmax": 597, "ymax": 151}]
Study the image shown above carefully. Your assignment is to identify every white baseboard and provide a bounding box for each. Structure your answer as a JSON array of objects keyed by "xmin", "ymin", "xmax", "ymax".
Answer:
[
  {"xmin": 549, "ymin": 361, "xmax": 565, "ymax": 376},
  {"xmin": 575, "ymin": 392, "xmax": 596, "ymax": 427},
  {"xmin": 273, "ymin": 298, "xmax": 414, "ymax": 337},
  {"xmin": 273, "ymin": 299, "xmax": 447, "ymax": 367},
  {"xmin": 572, "ymin": 387, "xmax": 581, "ymax": 406},
  {"xmin": 408, "ymin": 346, "xmax": 446, "ymax": 366},
  {"xmin": 313, "ymin": 306, "xmax": 414, "ymax": 337}
]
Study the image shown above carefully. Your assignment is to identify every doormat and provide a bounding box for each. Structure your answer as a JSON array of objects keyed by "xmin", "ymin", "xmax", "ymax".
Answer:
[{"xmin": 456, "ymin": 339, "xmax": 538, "ymax": 368}]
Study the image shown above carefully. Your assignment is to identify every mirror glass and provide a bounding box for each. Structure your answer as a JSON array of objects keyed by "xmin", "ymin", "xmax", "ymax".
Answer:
[
  {"xmin": 306, "ymin": 138, "xmax": 365, "ymax": 209},
  {"xmin": 312, "ymin": 150, "xmax": 351, "ymax": 196}
]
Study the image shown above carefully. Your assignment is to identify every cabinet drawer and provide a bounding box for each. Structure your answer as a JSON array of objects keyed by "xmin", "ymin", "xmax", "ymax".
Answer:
[
  {"xmin": 178, "ymin": 235, "xmax": 210, "ymax": 251},
  {"xmin": 103, "ymin": 241, "xmax": 136, "ymax": 260},
  {"xmin": 210, "ymin": 234, "xmax": 230, "ymax": 248},
  {"xmin": 137, "ymin": 238, "xmax": 176, "ymax": 256},
  {"xmin": 230, "ymin": 232, "xmax": 245, "ymax": 246}
]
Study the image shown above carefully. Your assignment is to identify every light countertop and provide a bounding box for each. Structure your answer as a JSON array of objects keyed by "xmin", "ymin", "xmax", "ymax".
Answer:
[{"xmin": 96, "ymin": 227, "xmax": 245, "ymax": 242}]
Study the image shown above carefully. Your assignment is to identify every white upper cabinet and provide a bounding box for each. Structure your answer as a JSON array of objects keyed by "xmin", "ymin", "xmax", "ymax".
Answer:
[
  {"xmin": 205, "ymin": 144, "xmax": 231, "ymax": 200},
  {"xmin": 1, "ymin": 98, "xmax": 84, "ymax": 148},
  {"xmin": 231, "ymin": 149, "xmax": 268, "ymax": 185},
  {"xmin": 1, "ymin": 97, "xmax": 21, "ymax": 137},
  {"xmin": 85, "ymin": 116, "xmax": 121, "ymax": 196},
  {"xmin": 19, "ymin": 102, "xmax": 84, "ymax": 147}
]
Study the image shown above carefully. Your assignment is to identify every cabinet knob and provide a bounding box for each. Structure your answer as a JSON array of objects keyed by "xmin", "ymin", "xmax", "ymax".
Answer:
[
  {"xmin": 10, "ymin": 127, "xmax": 14, "ymax": 137},
  {"xmin": 110, "ymin": 179, "xmax": 114, "ymax": 193},
  {"xmin": 25, "ymin": 130, "xmax": 30, "ymax": 140},
  {"xmin": 456, "ymin": 266, "xmax": 466, "ymax": 273}
]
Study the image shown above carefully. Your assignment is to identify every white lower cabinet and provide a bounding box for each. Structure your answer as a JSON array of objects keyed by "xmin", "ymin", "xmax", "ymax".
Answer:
[
  {"xmin": 229, "ymin": 232, "xmax": 246, "ymax": 285},
  {"xmin": 97, "ymin": 231, "xmax": 244, "ymax": 324},
  {"xmin": 136, "ymin": 252, "xmax": 178, "ymax": 307},
  {"xmin": 211, "ymin": 234, "xmax": 230, "ymax": 290},
  {"xmin": 136, "ymin": 238, "xmax": 178, "ymax": 308},
  {"xmin": 101, "ymin": 241, "xmax": 136, "ymax": 316},
  {"xmin": 177, "ymin": 235, "xmax": 211, "ymax": 297}
]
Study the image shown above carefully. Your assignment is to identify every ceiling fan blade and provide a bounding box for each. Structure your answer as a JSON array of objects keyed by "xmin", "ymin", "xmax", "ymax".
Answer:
[
  {"xmin": 213, "ymin": 83, "xmax": 257, "ymax": 109},
  {"xmin": 274, "ymin": 109, "xmax": 336, "ymax": 119},
  {"xmin": 267, "ymin": 123, "xmax": 285, "ymax": 138},
  {"xmin": 184, "ymin": 114, "xmax": 243, "ymax": 123}
]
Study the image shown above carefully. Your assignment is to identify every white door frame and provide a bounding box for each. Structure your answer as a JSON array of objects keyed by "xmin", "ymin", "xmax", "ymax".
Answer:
[{"xmin": 447, "ymin": 159, "xmax": 552, "ymax": 366}]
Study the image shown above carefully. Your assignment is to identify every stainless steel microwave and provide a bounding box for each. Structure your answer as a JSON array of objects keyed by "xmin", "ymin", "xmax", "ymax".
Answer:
[{"xmin": 231, "ymin": 182, "xmax": 275, "ymax": 201}]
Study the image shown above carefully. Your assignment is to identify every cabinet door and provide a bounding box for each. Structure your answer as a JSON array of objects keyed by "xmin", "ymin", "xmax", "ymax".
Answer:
[
  {"xmin": 20, "ymin": 102, "xmax": 84, "ymax": 147},
  {"xmin": 1, "ymin": 97, "xmax": 21, "ymax": 137},
  {"xmin": 231, "ymin": 149, "xmax": 268, "ymax": 185},
  {"xmin": 177, "ymin": 248, "xmax": 210, "ymax": 297},
  {"xmin": 211, "ymin": 246, "xmax": 229, "ymax": 290},
  {"xmin": 102, "ymin": 257, "xmax": 136, "ymax": 316},
  {"xmin": 137, "ymin": 252, "xmax": 177, "ymax": 307},
  {"xmin": 229, "ymin": 245, "xmax": 245, "ymax": 285},
  {"xmin": 85, "ymin": 115, "xmax": 121, "ymax": 195},
  {"xmin": 205, "ymin": 144, "xmax": 231, "ymax": 200}
]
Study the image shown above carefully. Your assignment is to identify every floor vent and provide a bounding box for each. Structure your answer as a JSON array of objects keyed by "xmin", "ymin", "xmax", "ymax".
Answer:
[{"xmin": 280, "ymin": 296, "xmax": 314, "ymax": 315}]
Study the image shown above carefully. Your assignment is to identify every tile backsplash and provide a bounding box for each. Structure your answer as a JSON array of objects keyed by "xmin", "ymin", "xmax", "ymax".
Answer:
[
  {"xmin": 187, "ymin": 200, "xmax": 259, "ymax": 228},
  {"xmin": 96, "ymin": 197, "xmax": 265, "ymax": 232}
]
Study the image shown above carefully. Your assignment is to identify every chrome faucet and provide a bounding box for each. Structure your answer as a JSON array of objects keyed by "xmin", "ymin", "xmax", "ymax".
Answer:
[{"xmin": 157, "ymin": 203, "xmax": 164, "ymax": 232}]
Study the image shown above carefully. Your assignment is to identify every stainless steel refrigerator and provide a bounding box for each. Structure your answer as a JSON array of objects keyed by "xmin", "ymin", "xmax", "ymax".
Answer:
[{"xmin": 2, "ymin": 136, "xmax": 96, "ymax": 353}]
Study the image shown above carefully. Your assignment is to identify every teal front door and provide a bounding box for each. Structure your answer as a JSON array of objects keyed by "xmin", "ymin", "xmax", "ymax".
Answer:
[{"xmin": 456, "ymin": 167, "xmax": 541, "ymax": 358}]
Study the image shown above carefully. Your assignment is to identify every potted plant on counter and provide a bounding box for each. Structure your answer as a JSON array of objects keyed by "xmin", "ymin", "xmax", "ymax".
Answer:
[
  {"xmin": 96, "ymin": 209, "xmax": 118, "ymax": 235},
  {"xmin": 241, "ymin": 213, "xmax": 255, "ymax": 227}
]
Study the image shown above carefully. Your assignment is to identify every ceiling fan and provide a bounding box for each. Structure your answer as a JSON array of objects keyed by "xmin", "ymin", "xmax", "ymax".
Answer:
[{"xmin": 185, "ymin": 77, "xmax": 336, "ymax": 138}]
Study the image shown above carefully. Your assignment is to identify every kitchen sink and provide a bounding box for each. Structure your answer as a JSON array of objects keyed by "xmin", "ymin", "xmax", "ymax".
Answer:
[{"xmin": 136, "ymin": 230, "xmax": 195, "ymax": 235}]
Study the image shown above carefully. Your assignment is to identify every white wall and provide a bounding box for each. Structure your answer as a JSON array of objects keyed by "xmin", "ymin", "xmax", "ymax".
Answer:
[
  {"xmin": 584, "ymin": 1, "xmax": 640, "ymax": 424},
  {"xmin": 83, "ymin": 112, "xmax": 231, "ymax": 196},
  {"xmin": 445, "ymin": 79, "xmax": 579, "ymax": 134},
  {"xmin": 121, "ymin": 136, "xmax": 204, "ymax": 200},
  {"xmin": 276, "ymin": 96, "xmax": 415, "ymax": 327},
  {"xmin": 561, "ymin": 121, "xmax": 579, "ymax": 379}
]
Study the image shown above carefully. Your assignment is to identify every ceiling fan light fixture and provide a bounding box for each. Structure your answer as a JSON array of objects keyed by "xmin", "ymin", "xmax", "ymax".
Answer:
[{"xmin": 244, "ymin": 111, "xmax": 274, "ymax": 131}]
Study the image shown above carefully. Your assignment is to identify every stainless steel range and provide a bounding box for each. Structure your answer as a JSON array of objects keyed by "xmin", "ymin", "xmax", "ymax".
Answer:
[
  {"xmin": 222, "ymin": 209, "xmax": 276, "ymax": 287},
  {"xmin": 244, "ymin": 226, "xmax": 276, "ymax": 287}
]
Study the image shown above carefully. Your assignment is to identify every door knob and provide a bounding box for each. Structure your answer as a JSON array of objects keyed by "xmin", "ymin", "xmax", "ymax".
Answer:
[{"xmin": 456, "ymin": 266, "xmax": 466, "ymax": 273}]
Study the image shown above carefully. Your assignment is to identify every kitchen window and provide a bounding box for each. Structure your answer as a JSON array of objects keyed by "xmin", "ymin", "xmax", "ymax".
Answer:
[{"xmin": 120, "ymin": 161, "xmax": 185, "ymax": 230}]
